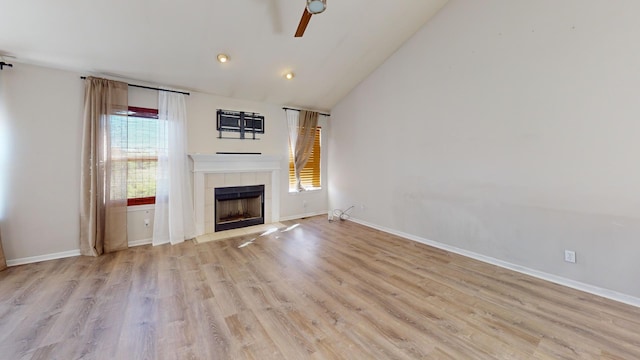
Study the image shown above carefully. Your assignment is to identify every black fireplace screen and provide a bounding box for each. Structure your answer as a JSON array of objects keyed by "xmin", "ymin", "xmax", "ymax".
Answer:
[{"xmin": 214, "ymin": 185, "xmax": 265, "ymax": 232}]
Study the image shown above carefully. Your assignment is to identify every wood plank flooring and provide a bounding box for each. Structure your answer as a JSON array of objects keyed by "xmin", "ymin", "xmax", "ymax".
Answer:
[{"xmin": 1, "ymin": 215, "xmax": 640, "ymax": 359}]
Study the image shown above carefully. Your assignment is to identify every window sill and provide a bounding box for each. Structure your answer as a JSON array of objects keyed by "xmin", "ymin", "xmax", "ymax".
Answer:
[
  {"xmin": 288, "ymin": 187, "xmax": 322, "ymax": 194},
  {"xmin": 127, "ymin": 204, "xmax": 155, "ymax": 212}
]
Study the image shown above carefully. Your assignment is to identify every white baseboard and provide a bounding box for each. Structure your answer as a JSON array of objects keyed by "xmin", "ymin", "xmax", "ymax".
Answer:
[
  {"xmin": 279, "ymin": 211, "xmax": 328, "ymax": 222},
  {"xmin": 129, "ymin": 238, "xmax": 152, "ymax": 247},
  {"xmin": 7, "ymin": 238, "xmax": 152, "ymax": 267},
  {"xmin": 7, "ymin": 249, "xmax": 81, "ymax": 267},
  {"xmin": 350, "ymin": 217, "xmax": 640, "ymax": 308}
]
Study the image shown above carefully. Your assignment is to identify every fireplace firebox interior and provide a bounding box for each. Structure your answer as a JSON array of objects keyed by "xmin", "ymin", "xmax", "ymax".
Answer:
[{"xmin": 215, "ymin": 185, "xmax": 265, "ymax": 232}]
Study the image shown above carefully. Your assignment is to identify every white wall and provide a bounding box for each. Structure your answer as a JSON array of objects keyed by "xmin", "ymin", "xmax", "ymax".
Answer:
[
  {"xmin": 0, "ymin": 64, "xmax": 83, "ymax": 260},
  {"xmin": 0, "ymin": 62, "xmax": 329, "ymax": 261},
  {"xmin": 329, "ymin": 0, "xmax": 640, "ymax": 298}
]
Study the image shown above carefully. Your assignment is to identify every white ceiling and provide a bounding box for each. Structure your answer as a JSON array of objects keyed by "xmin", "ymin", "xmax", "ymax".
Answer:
[{"xmin": 0, "ymin": 0, "xmax": 448, "ymax": 112}]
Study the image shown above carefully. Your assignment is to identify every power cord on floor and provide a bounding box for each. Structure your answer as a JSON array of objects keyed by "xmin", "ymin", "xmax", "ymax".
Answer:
[{"xmin": 329, "ymin": 205, "xmax": 355, "ymax": 222}]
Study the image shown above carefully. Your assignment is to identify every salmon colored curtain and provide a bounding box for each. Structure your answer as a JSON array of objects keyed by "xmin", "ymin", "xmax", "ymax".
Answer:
[{"xmin": 79, "ymin": 77, "xmax": 129, "ymax": 256}]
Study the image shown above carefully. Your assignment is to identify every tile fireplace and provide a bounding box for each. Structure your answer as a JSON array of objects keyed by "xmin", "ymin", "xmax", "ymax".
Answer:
[{"xmin": 190, "ymin": 154, "xmax": 281, "ymax": 235}]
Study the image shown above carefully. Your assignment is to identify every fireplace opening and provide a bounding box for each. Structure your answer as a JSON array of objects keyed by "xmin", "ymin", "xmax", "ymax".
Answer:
[{"xmin": 215, "ymin": 185, "xmax": 265, "ymax": 232}]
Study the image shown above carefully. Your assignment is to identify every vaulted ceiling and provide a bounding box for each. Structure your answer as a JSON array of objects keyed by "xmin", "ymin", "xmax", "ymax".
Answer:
[{"xmin": 0, "ymin": 0, "xmax": 448, "ymax": 111}]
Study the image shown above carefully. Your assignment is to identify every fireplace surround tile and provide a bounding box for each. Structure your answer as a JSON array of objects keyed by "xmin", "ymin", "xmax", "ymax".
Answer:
[
  {"xmin": 241, "ymin": 172, "xmax": 257, "ymax": 186},
  {"xmin": 264, "ymin": 184, "xmax": 272, "ymax": 200},
  {"xmin": 205, "ymin": 188, "xmax": 214, "ymax": 206},
  {"xmin": 224, "ymin": 173, "xmax": 242, "ymax": 186},
  {"xmin": 257, "ymin": 172, "xmax": 271, "ymax": 186},
  {"xmin": 207, "ymin": 173, "xmax": 224, "ymax": 188}
]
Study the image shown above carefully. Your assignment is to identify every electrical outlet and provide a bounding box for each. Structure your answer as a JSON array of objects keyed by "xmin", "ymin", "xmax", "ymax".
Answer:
[
  {"xmin": 144, "ymin": 219, "xmax": 150, "ymax": 228},
  {"xmin": 564, "ymin": 250, "xmax": 576, "ymax": 263}
]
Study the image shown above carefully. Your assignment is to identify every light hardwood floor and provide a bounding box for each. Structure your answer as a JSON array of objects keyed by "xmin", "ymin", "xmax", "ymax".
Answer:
[{"xmin": 1, "ymin": 216, "xmax": 639, "ymax": 359}]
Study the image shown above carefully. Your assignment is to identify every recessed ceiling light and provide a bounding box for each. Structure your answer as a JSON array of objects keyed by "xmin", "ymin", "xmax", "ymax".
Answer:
[
  {"xmin": 217, "ymin": 54, "xmax": 229, "ymax": 63},
  {"xmin": 285, "ymin": 72, "xmax": 295, "ymax": 80}
]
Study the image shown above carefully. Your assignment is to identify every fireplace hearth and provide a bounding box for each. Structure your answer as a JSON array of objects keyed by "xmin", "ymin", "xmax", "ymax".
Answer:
[{"xmin": 215, "ymin": 185, "xmax": 265, "ymax": 232}]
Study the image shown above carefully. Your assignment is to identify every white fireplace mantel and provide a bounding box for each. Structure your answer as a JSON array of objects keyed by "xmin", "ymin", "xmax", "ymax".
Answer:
[
  {"xmin": 190, "ymin": 153, "xmax": 281, "ymax": 173},
  {"xmin": 189, "ymin": 154, "xmax": 282, "ymax": 235}
]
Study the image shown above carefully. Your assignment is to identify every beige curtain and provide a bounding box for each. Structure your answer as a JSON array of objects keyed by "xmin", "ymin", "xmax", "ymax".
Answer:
[
  {"xmin": 292, "ymin": 110, "xmax": 319, "ymax": 191},
  {"xmin": 79, "ymin": 77, "xmax": 128, "ymax": 256},
  {"xmin": 0, "ymin": 226, "xmax": 6, "ymax": 271}
]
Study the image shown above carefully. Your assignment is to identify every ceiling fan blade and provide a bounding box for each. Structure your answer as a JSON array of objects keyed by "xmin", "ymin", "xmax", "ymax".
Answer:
[{"xmin": 295, "ymin": 9, "xmax": 312, "ymax": 37}]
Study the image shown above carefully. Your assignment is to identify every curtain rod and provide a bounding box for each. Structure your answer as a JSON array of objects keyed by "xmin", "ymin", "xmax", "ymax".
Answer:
[
  {"xmin": 80, "ymin": 76, "xmax": 190, "ymax": 96},
  {"xmin": 283, "ymin": 107, "xmax": 330, "ymax": 117}
]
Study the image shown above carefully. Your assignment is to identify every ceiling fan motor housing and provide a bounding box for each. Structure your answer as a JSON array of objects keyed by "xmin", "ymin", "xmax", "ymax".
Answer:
[{"xmin": 307, "ymin": 0, "xmax": 326, "ymax": 14}]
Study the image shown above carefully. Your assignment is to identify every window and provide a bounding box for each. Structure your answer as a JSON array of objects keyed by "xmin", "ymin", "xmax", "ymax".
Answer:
[
  {"xmin": 289, "ymin": 127, "xmax": 321, "ymax": 191},
  {"xmin": 112, "ymin": 107, "xmax": 161, "ymax": 206}
]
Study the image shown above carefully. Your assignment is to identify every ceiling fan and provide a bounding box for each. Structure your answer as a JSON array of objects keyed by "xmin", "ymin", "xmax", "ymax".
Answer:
[{"xmin": 294, "ymin": 0, "xmax": 327, "ymax": 37}]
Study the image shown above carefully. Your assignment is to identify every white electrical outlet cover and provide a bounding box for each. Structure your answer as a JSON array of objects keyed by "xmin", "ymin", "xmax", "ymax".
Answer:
[{"xmin": 564, "ymin": 250, "xmax": 576, "ymax": 263}]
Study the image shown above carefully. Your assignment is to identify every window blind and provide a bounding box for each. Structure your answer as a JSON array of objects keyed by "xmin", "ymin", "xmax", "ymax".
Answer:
[{"xmin": 289, "ymin": 127, "xmax": 321, "ymax": 190}]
